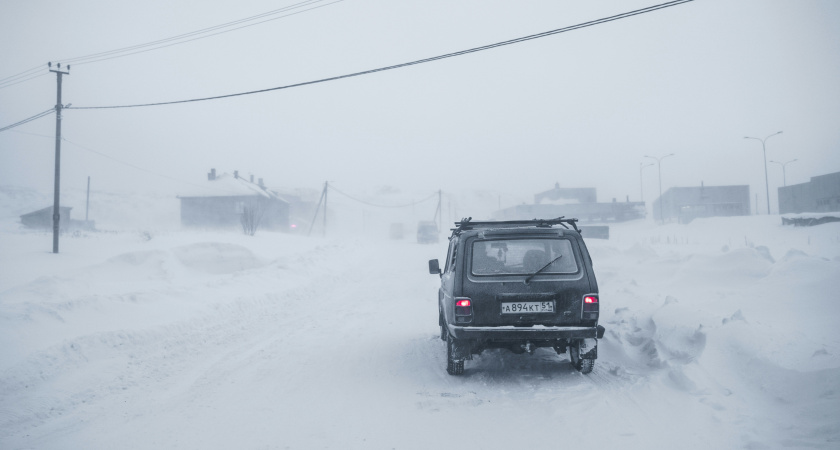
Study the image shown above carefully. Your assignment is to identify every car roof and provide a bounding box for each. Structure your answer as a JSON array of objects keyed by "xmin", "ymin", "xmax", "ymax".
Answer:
[{"xmin": 449, "ymin": 217, "xmax": 580, "ymax": 236}]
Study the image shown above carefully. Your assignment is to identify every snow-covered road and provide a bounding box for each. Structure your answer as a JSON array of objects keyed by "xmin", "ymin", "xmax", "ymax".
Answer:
[{"xmin": 2, "ymin": 216, "xmax": 839, "ymax": 449}]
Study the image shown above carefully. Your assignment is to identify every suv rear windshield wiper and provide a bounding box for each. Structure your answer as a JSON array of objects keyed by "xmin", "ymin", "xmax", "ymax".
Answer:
[{"xmin": 524, "ymin": 254, "xmax": 563, "ymax": 284}]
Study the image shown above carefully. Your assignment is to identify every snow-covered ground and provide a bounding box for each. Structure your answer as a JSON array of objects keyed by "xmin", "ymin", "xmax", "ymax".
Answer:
[{"xmin": 1, "ymin": 199, "xmax": 839, "ymax": 449}]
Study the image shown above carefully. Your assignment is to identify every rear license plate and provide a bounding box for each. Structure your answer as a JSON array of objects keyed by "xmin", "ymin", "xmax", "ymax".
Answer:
[{"xmin": 500, "ymin": 301, "xmax": 555, "ymax": 314}]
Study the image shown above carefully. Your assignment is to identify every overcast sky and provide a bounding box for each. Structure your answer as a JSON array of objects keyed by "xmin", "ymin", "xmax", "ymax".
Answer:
[{"xmin": 1, "ymin": 0, "xmax": 839, "ymax": 213}]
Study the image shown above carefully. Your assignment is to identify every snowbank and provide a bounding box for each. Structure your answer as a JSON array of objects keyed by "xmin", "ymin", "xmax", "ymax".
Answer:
[{"xmin": 1, "ymin": 210, "xmax": 838, "ymax": 449}]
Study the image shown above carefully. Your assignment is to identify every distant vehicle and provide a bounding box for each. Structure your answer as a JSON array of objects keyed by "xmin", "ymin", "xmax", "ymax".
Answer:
[
  {"xmin": 428, "ymin": 217, "xmax": 604, "ymax": 375},
  {"xmin": 389, "ymin": 223, "xmax": 404, "ymax": 240},
  {"xmin": 416, "ymin": 221, "xmax": 439, "ymax": 244}
]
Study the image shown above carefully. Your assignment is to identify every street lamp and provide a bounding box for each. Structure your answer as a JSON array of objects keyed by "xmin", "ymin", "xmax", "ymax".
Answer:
[
  {"xmin": 639, "ymin": 162, "xmax": 654, "ymax": 202},
  {"xmin": 769, "ymin": 158, "xmax": 797, "ymax": 187},
  {"xmin": 644, "ymin": 153, "xmax": 674, "ymax": 224},
  {"xmin": 744, "ymin": 131, "xmax": 783, "ymax": 214}
]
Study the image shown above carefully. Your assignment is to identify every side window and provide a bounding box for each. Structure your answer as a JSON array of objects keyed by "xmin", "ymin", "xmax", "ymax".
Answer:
[{"xmin": 444, "ymin": 238, "xmax": 458, "ymax": 273}]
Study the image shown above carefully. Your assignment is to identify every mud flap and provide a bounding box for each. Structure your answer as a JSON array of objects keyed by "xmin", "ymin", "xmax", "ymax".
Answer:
[
  {"xmin": 579, "ymin": 338, "xmax": 598, "ymax": 360},
  {"xmin": 450, "ymin": 339, "xmax": 473, "ymax": 360}
]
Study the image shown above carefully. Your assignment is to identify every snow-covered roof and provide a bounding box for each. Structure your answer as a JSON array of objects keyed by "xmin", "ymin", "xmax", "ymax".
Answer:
[
  {"xmin": 781, "ymin": 212, "xmax": 840, "ymax": 220},
  {"xmin": 178, "ymin": 173, "xmax": 287, "ymax": 202}
]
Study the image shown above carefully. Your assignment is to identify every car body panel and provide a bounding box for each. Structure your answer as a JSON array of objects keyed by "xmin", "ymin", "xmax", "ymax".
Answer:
[{"xmin": 432, "ymin": 219, "xmax": 601, "ymax": 366}]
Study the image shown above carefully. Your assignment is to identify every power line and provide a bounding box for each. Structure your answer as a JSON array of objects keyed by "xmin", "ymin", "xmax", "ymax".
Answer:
[
  {"xmin": 67, "ymin": 0, "xmax": 694, "ymax": 110},
  {"xmin": 64, "ymin": 0, "xmax": 343, "ymax": 66},
  {"xmin": 0, "ymin": 108, "xmax": 55, "ymax": 133},
  {"xmin": 60, "ymin": 137, "xmax": 229, "ymax": 193},
  {"xmin": 0, "ymin": 71, "xmax": 50, "ymax": 91},
  {"xmin": 7, "ymin": 129, "xmax": 55, "ymax": 139},
  {"xmin": 0, "ymin": 64, "xmax": 46, "ymax": 85},
  {"xmin": 330, "ymin": 185, "xmax": 438, "ymax": 208},
  {"xmin": 0, "ymin": 0, "xmax": 342, "ymax": 90}
]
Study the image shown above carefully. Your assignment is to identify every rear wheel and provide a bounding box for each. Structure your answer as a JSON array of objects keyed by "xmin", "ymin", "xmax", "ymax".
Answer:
[
  {"xmin": 446, "ymin": 335, "xmax": 464, "ymax": 376},
  {"xmin": 569, "ymin": 343, "xmax": 594, "ymax": 374}
]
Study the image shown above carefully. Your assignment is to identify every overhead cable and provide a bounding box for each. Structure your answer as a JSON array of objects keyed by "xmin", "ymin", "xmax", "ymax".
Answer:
[
  {"xmin": 0, "ymin": 0, "xmax": 342, "ymax": 90},
  {"xmin": 68, "ymin": 0, "xmax": 694, "ymax": 110},
  {"xmin": 0, "ymin": 71, "xmax": 50, "ymax": 91},
  {"xmin": 0, "ymin": 64, "xmax": 46, "ymax": 85},
  {"xmin": 61, "ymin": 137, "xmax": 227, "ymax": 193},
  {"xmin": 330, "ymin": 185, "xmax": 438, "ymax": 208},
  {"xmin": 0, "ymin": 108, "xmax": 55, "ymax": 134},
  {"xmin": 58, "ymin": 0, "xmax": 341, "ymax": 67}
]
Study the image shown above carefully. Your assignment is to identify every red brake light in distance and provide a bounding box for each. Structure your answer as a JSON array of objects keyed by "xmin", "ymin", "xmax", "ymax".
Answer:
[
  {"xmin": 584, "ymin": 296, "xmax": 598, "ymax": 304},
  {"xmin": 456, "ymin": 299, "xmax": 471, "ymax": 307}
]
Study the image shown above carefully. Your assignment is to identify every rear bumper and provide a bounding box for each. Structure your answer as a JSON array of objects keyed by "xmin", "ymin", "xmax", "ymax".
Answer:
[{"xmin": 447, "ymin": 324, "xmax": 597, "ymax": 341}]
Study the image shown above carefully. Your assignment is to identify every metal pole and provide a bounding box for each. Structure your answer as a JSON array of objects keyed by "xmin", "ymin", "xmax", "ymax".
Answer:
[
  {"xmin": 640, "ymin": 162, "xmax": 653, "ymax": 202},
  {"xmin": 644, "ymin": 154, "xmax": 674, "ymax": 224},
  {"xmin": 50, "ymin": 64, "xmax": 69, "ymax": 253},
  {"xmin": 85, "ymin": 176, "xmax": 90, "ymax": 222},
  {"xmin": 640, "ymin": 163, "xmax": 644, "ymax": 202},
  {"xmin": 744, "ymin": 132, "xmax": 782, "ymax": 215},
  {"xmin": 770, "ymin": 159, "xmax": 796, "ymax": 187},
  {"xmin": 761, "ymin": 141, "xmax": 770, "ymax": 214},
  {"xmin": 657, "ymin": 162, "xmax": 663, "ymax": 223},
  {"xmin": 322, "ymin": 181, "xmax": 328, "ymax": 237}
]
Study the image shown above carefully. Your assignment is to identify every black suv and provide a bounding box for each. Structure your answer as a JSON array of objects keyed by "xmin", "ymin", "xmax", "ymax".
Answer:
[{"xmin": 429, "ymin": 217, "xmax": 604, "ymax": 375}]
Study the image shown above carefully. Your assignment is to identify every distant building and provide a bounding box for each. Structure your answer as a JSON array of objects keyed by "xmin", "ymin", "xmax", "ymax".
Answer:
[
  {"xmin": 20, "ymin": 206, "xmax": 72, "ymax": 229},
  {"xmin": 652, "ymin": 183, "xmax": 750, "ymax": 223},
  {"xmin": 494, "ymin": 183, "xmax": 645, "ymax": 223},
  {"xmin": 778, "ymin": 171, "xmax": 840, "ymax": 214},
  {"xmin": 534, "ymin": 183, "xmax": 597, "ymax": 205},
  {"xmin": 178, "ymin": 169, "xmax": 290, "ymax": 230}
]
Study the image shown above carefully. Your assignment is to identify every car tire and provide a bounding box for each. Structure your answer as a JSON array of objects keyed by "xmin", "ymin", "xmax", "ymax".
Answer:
[
  {"xmin": 446, "ymin": 335, "xmax": 464, "ymax": 376},
  {"xmin": 439, "ymin": 313, "xmax": 446, "ymax": 341},
  {"xmin": 569, "ymin": 343, "xmax": 594, "ymax": 374}
]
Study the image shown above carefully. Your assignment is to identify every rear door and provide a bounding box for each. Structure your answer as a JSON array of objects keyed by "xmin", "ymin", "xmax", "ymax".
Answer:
[{"xmin": 463, "ymin": 234, "xmax": 590, "ymax": 327}]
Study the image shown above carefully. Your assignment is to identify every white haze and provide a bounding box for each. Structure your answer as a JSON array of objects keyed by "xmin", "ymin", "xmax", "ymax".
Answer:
[
  {"xmin": 1, "ymin": 2, "xmax": 840, "ymax": 448},
  {"xmin": 1, "ymin": 0, "xmax": 839, "ymax": 209},
  {"xmin": 0, "ymin": 192, "xmax": 839, "ymax": 448}
]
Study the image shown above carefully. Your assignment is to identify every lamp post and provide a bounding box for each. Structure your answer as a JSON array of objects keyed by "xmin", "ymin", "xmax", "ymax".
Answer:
[
  {"xmin": 644, "ymin": 153, "xmax": 674, "ymax": 224},
  {"xmin": 744, "ymin": 131, "xmax": 782, "ymax": 214},
  {"xmin": 639, "ymin": 162, "xmax": 654, "ymax": 202},
  {"xmin": 769, "ymin": 158, "xmax": 797, "ymax": 187}
]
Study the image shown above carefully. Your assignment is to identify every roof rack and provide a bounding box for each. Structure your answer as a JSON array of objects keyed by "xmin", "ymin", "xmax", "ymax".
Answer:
[{"xmin": 451, "ymin": 216, "xmax": 580, "ymax": 236}]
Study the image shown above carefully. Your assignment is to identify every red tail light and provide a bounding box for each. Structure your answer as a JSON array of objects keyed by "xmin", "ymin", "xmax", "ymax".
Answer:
[
  {"xmin": 583, "ymin": 294, "xmax": 599, "ymax": 316},
  {"xmin": 454, "ymin": 298, "xmax": 473, "ymax": 324}
]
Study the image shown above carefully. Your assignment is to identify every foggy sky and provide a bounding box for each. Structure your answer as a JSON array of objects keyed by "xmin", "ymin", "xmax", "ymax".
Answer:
[{"xmin": 1, "ymin": 0, "xmax": 839, "ymax": 213}]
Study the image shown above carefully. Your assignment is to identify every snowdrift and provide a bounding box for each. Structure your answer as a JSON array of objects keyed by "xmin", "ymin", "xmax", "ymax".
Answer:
[{"xmin": 1, "ymin": 208, "xmax": 838, "ymax": 449}]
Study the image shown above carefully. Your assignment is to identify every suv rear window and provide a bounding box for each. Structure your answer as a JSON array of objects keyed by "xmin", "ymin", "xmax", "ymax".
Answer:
[{"xmin": 471, "ymin": 238, "xmax": 578, "ymax": 275}]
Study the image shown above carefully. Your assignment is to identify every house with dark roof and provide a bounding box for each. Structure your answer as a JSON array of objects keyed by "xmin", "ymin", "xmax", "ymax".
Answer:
[
  {"xmin": 19, "ymin": 205, "xmax": 95, "ymax": 231},
  {"xmin": 177, "ymin": 169, "xmax": 290, "ymax": 231},
  {"xmin": 20, "ymin": 206, "xmax": 72, "ymax": 229}
]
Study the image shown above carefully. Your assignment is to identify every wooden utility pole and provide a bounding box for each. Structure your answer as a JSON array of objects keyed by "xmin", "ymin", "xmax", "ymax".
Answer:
[
  {"xmin": 433, "ymin": 189, "xmax": 442, "ymax": 231},
  {"xmin": 307, "ymin": 182, "xmax": 329, "ymax": 236},
  {"xmin": 49, "ymin": 62, "xmax": 70, "ymax": 253}
]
